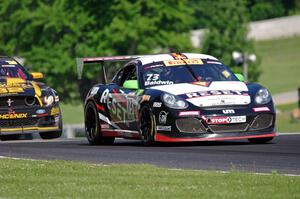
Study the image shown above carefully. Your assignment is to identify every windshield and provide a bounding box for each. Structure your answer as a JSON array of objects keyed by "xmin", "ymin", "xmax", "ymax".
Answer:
[
  {"xmin": 0, "ymin": 58, "xmax": 30, "ymax": 80},
  {"xmin": 141, "ymin": 60, "xmax": 238, "ymax": 87}
]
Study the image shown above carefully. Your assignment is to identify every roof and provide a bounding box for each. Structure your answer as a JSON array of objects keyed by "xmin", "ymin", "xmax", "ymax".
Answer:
[
  {"xmin": 136, "ymin": 53, "xmax": 218, "ymax": 65},
  {"xmin": 76, "ymin": 53, "xmax": 219, "ymax": 79}
]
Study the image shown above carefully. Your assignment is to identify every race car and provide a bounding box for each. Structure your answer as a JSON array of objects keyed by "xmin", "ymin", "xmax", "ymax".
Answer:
[
  {"xmin": 0, "ymin": 56, "xmax": 62, "ymax": 140},
  {"xmin": 77, "ymin": 53, "xmax": 276, "ymax": 145}
]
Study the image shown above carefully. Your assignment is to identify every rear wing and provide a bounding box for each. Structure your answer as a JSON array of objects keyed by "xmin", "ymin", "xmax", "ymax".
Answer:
[{"xmin": 76, "ymin": 55, "xmax": 148, "ymax": 80}]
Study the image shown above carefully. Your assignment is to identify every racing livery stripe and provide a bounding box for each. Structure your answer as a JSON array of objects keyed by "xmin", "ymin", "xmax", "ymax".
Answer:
[{"xmin": 96, "ymin": 104, "xmax": 104, "ymax": 111}]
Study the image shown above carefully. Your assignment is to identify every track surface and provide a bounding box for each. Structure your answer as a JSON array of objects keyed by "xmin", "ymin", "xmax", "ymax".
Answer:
[{"xmin": 1, "ymin": 134, "xmax": 300, "ymax": 174}]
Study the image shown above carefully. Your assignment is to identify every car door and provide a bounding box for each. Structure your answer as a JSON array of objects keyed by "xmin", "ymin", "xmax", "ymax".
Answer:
[{"xmin": 108, "ymin": 64, "xmax": 140, "ymax": 133}]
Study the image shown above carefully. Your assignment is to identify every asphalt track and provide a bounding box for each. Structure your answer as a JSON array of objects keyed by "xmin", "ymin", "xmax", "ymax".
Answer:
[{"xmin": 0, "ymin": 133, "xmax": 300, "ymax": 174}]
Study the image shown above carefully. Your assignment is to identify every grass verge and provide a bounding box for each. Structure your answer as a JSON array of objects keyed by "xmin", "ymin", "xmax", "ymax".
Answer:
[
  {"xmin": 255, "ymin": 36, "xmax": 300, "ymax": 94},
  {"xmin": 60, "ymin": 103, "xmax": 84, "ymax": 124},
  {"xmin": 276, "ymin": 103, "xmax": 300, "ymax": 132},
  {"xmin": 0, "ymin": 158, "xmax": 300, "ymax": 199}
]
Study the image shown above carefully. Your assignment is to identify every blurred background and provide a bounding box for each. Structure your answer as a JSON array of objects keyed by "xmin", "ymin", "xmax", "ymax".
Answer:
[{"xmin": 0, "ymin": 0, "xmax": 299, "ymax": 135}]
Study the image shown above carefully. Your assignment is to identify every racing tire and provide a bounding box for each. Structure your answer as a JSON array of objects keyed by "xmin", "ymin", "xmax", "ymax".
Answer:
[
  {"xmin": 139, "ymin": 104, "xmax": 155, "ymax": 146},
  {"xmin": 84, "ymin": 101, "xmax": 115, "ymax": 145},
  {"xmin": 248, "ymin": 136, "xmax": 274, "ymax": 144},
  {"xmin": 0, "ymin": 134, "xmax": 21, "ymax": 141},
  {"xmin": 40, "ymin": 117, "xmax": 63, "ymax": 139}
]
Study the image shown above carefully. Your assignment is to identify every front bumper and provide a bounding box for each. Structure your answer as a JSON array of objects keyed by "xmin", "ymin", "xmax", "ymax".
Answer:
[
  {"xmin": 153, "ymin": 105, "xmax": 276, "ymax": 142},
  {"xmin": 0, "ymin": 105, "xmax": 61, "ymax": 135}
]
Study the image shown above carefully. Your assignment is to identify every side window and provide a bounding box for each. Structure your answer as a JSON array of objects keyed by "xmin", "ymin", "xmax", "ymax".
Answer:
[
  {"xmin": 112, "ymin": 69, "xmax": 124, "ymax": 86},
  {"xmin": 119, "ymin": 65, "xmax": 137, "ymax": 87}
]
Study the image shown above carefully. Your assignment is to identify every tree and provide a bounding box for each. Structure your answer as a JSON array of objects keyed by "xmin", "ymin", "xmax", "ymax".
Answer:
[
  {"xmin": 0, "ymin": 0, "xmax": 194, "ymax": 102},
  {"xmin": 201, "ymin": 0, "xmax": 260, "ymax": 82}
]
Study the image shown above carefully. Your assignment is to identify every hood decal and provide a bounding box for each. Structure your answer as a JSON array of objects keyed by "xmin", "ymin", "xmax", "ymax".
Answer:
[
  {"xmin": 151, "ymin": 81, "xmax": 251, "ymax": 107},
  {"xmin": 0, "ymin": 78, "xmax": 37, "ymax": 96},
  {"xmin": 150, "ymin": 81, "xmax": 248, "ymax": 95}
]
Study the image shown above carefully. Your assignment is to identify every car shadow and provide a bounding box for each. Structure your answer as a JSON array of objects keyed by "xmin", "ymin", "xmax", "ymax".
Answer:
[{"xmin": 78, "ymin": 138, "xmax": 276, "ymax": 148}]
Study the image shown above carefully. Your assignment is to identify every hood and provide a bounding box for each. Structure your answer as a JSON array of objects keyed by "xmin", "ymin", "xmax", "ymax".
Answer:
[
  {"xmin": 0, "ymin": 77, "xmax": 41, "ymax": 96},
  {"xmin": 150, "ymin": 81, "xmax": 251, "ymax": 107}
]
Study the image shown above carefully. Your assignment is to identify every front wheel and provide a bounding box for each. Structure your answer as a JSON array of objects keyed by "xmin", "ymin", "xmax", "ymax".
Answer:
[
  {"xmin": 139, "ymin": 104, "xmax": 156, "ymax": 145},
  {"xmin": 40, "ymin": 117, "xmax": 63, "ymax": 139},
  {"xmin": 248, "ymin": 136, "xmax": 274, "ymax": 144},
  {"xmin": 85, "ymin": 101, "xmax": 114, "ymax": 145}
]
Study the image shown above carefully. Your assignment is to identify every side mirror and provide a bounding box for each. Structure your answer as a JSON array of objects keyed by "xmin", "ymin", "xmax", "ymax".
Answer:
[
  {"xmin": 123, "ymin": 80, "xmax": 138, "ymax": 90},
  {"xmin": 30, "ymin": 72, "xmax": 44, "ymax": 79},
  {"xmin": 235, "ymin": 73, "xmax": 244, "ymax": 82}
]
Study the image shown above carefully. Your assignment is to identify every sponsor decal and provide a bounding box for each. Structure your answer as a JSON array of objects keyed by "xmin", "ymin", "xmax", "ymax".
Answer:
[
  {"xmin": 153, "ymin": 102, "xmax": 162, "ymax": 108},
  {"xmin": 170, "ymin": 53, "xmax": 187, "ymax": 60},
  {"xmin": 90, "ymin": 87, "xmax": 99, "ymax": 95},
  {"xmin": 203, "ymin": 116, "xmax": 246, "ymax": 124},
  {"xmin": 50, "ymin": 107, "xmax": 60, "ymax": 115},
  {"xmin": 0, "ymin": 113, "xmax": 27, "ymax": 119},
  {"xmin": 156, "ymin": 125, "xmax": 171, "ymax": 131},
  {"xmin": 186, "ymin": 90, "xmax": 247, "ymax": 98},
  {"xmin": 253, "ymin": 107, "xmax": 270, "ymax": 112},
  {"xmin": 178, "ymin": 111, "xmax": 200, "ymax": 116},
  {"xmin": 100, "ymin": 88, "xmax": 110, "ymax": 103},
  {"xmin": 163, "ymin": 59, "xmax": 203, "ymax": 67},
  {"xmin": 222, "ymin": 109, "xmax": 235, "ymax": 114},
  {"xmin": 36, "ymin": 109, "xmax": 46, "ymax": 114},
  {"xmin": 159, "ymin": 111, "xmax": 168, "ymax": 124},
  {"xmin": 222, "ymin": 70, "xmax": 231, "ymax": 78},
  {"xmin": 145, "ymin": 80, "xmax": 174, "ymax": 86},
  {"xmin": 6, "ymin": 60, "xmax": 17, "ymax": 65}
]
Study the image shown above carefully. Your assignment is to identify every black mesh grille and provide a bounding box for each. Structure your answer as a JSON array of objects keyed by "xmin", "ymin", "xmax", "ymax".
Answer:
[
  {"xmin": 0, "ymin": 96, "xmax": 39, "ymax": 109},
  {"xmin": 176, "ymin": 118, "xmax": 206, "ymax": 133},
  {"xmin": 0, "ymin": 118, "xmax": 38, "ymax": 128},
  {"xmin": 249, "ymin": 114, "xmax": 274, "ymax": 131},
  {"xmin": 208, "ymin": 123, "xmax": 249, "ymax": 133}
]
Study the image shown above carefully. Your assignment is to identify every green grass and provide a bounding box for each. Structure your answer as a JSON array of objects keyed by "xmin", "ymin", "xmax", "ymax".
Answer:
[
  {"xmin": 0, "ymin": 158, "xmax": 299, "ymax": 199},
  {"xmin": 276, "ymin": 103, "xmax": 300, "ymax": 132},
  {"xmin": 60, "ymin": 103, "xmax": 84, "ymax": 124},
  {"xmin": 255, "ymin": 36, "xmax": 300, "ymax": 94}
]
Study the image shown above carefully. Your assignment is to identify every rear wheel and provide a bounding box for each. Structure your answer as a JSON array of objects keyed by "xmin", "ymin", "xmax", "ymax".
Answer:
[
  {"xmin": 139, "ymin": 104, "xmax": 155, "ymax": 145},
  {"xmin": 85, "ymin": 101, "xmax": 114, "ymax": 145},
  {"xmin": 248, "ymin": 137, "xmax": 274, "ymax": 144}
]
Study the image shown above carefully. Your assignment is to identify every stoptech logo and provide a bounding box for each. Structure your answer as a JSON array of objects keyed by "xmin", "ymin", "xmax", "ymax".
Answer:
[
  {"xmin": 0, "ymin": 113, "xmax": 28, "ymax": 119},
  {"xmin": 203, "ymin": 116, "xmax": 246, "ymax": 124}
]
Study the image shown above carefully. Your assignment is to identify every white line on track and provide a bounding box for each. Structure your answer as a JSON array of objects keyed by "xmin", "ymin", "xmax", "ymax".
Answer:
[
  {"xmin": 278, "ymin": 132, "xmax": 300, "ymax": 135},
  {"xmin": 167, "ymin": 168, "xmax": 300, "ymax": 177}
]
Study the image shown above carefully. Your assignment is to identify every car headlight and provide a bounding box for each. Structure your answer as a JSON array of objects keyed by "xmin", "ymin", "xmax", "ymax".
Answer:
[
  {"xmin": 162, "ymin": 93, "xmax": 188, "ymax": 109},
  {"xmin": 255, "ymin": 88, "xmax": 271, "ymax": 104},
  {"xmin": 43, "ymin": 95, "xmax": 54, "ymax": 106}
]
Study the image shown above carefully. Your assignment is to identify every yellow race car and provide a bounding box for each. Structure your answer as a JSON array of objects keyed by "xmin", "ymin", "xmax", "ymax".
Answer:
[{"xmin": 0, "ymin": 56, "xmax": 62, "ymax": 140}]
